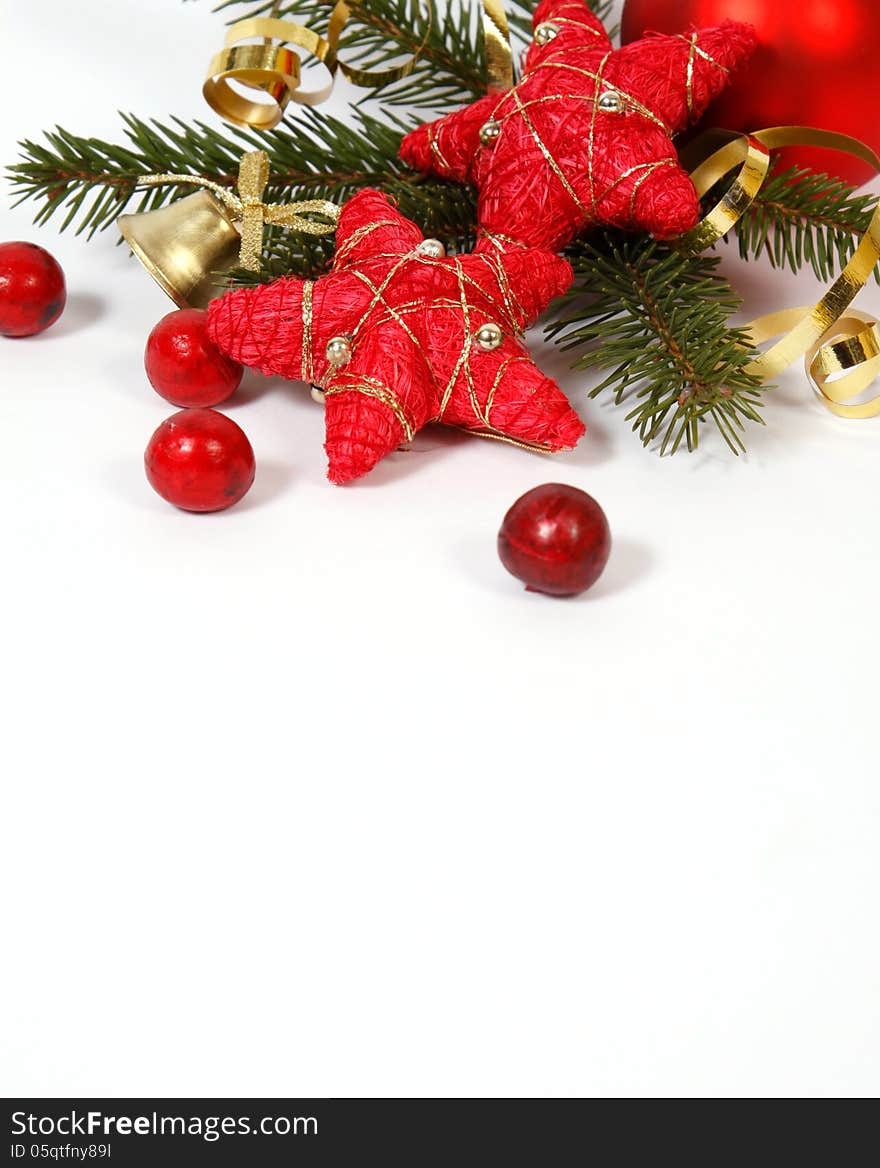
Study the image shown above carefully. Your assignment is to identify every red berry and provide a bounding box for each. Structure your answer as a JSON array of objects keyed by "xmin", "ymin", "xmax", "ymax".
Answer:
[
  {"xmin": 498, "ymin": 483, "xmax": 611, "ymax": 597},
  {"xmin": 145, "ymin": 309, "xmax": 243, "ymax": 408},
  {"xmin": 145, "ymin": 409, "xmax": 255, "ymax": 512},
  {"xmin": 0, "ymin": 242, "xmax": 66, "ymax": 337}
]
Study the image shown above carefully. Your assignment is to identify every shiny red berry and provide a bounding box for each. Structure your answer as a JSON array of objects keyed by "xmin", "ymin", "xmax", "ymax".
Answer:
[
  {"xmin": 498, "ymin": 483, "xmax": 611, "ymax": 597},
  {"xmin": 0, "ymin": 242, "xmax": 66, "ymax": 337},
  {"xmin": 145, "ymin": 308, "xmax": 243, "ymax": 407},
  {"xmin": 145, "ymin": 409, "xmax": 255, "ymax": 512}
]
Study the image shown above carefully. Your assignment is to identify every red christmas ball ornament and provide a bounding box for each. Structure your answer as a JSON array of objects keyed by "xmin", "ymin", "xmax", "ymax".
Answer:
[
  {"xmin": 498, "ymin": 483, "xmax": 611, "ymax": 597},
  {"xmin": 621, "ymin": 0, "xmax": 879, "ymax": 186},
  {"xmin": 145, "ymin": 409, "xmax": 255, "ymax": 512},
  {"xmin": 0, "ymin": 241, "xmax": 66, "ymax": 337},
  {"xmin": 145, "ymin": 308, "xmax": 243, "ymax": 407}
]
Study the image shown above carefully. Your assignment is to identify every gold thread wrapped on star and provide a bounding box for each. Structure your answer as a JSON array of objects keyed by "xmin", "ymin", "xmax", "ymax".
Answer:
[
  {"xmin": 323, "ymin": 374, "xmax": 416, "ymax": 442},
  {"xmin": 137, "ymin": 150, "xmax": 340, "ymax": 270},
  {"xmin": 301, "ymin": 280, "xmax": 316, "ymax": 384}
]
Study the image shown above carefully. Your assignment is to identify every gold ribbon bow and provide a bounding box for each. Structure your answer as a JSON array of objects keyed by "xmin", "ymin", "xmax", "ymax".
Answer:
[{"xmin": 138, "ymin": 150, "xmax": 340, "ymax": 270}]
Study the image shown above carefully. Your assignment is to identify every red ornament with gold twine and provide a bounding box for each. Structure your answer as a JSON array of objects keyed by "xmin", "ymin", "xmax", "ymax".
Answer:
[
  {"xmin": 206, "ymin": 189, "xmax": 584, "ymax": 484},
  {"xmin": 401, "ymin": 0, "xmax": 757, "ymax": 251},
  {"xmin": 621, "ymin": 0, "xmax": 880, "ymax": 186}
]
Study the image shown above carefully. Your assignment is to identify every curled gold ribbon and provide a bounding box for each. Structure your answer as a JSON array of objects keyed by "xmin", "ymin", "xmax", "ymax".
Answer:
[
  {"xmin": 328, "ymin": 2, "xmax": 435, "ymax": 90},
  {"xmin": 203, "ymin": 37, "xmax": 302, "ymax": 130},
  {"xmin": 204, "ymin": 1, "xmax": 440, "ymax": 128},
  {"xmin": 201, "ymin": 1, "xmax": 515, "ymax": 126},
  {"xmin": 677, "ymin": 134, "xmax": 772, "ymax": 254},
  {"xmin": 679, "ymin": 126, "xmax": 880, "ymax": 418},
  {"xmin": 806, "ymin": 312, "xmax": 880, "ymax": 418},
  {"xmin": 205, "ymin": 16, "xmax": 338, "ymax": 124},
  {"xmin": 138, "ymin": 150, "xmax": 340, "ymax": 270}
]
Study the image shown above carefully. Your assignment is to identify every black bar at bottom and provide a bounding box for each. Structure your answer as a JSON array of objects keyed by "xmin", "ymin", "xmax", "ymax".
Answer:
[{"xmin": 1, "ymin": 1097, "xmax": 873, "ymax": 1166}]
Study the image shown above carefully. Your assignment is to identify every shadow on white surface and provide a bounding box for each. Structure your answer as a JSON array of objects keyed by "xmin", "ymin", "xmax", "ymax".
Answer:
[
  {"xmin": 236, "ymin": 459, "xmax": 297, "ymax": 511},
  {"xmin": 103, "ymin": 458, "xmax": 160, "ymax": 513},
  {"xmin": 335, "ymin": 427, "xmax": 472, "ymax": 489},
  {"xmin": 51, "ymin": 292, "xmax": 106, "ymax": 338},
  {"xmin": 222, "ymin": 372, "xmax": 306, "ymax": 410},
  {"xmin": 557, "ymin": 409, "xmax": 613, "ymax": 469},
  {"xmin": 588, "ymin": 537, "xmax": 654, "ymax": 600},
  {"xmin": 452, "ymin": 534, "xmax": 654, "ymax": 599},
  {"xmin": 223, "ymin": 375, "xmax": 617, "ymax": 472}
]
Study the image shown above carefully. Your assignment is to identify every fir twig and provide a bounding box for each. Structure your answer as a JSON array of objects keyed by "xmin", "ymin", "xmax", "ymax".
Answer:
[
  {"xmin": 549, "ymin": 234, "xmax": 767, "ymax": 455},
  {"xmin": 728, "ymin": 161, "xmax": 879, "ymax": 283},
  {"xmin": 6, "ymin": 109, "xmax": 477, "ymax": 261},
  {"xmin": 3, "ymin": 0, "xmax": 634, "ymax": 246}
]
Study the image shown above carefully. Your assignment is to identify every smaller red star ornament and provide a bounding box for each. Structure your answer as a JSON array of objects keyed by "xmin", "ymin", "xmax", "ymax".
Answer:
[
  {"xmin": 400, "ymin": 0, "xmax": 756, "ymax": 251},
  {"xmin": 207, "ymin": 189, "xmax": 584, "ymax": 484}
]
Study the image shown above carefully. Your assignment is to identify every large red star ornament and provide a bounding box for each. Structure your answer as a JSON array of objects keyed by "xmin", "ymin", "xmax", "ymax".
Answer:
[
  {"xmin": 207, "ymin": 189, "xmax": 584, "ymax": 484},
  {"xmin": 400, "ymin": 0, "xmax": 756, "ymax": 251}
]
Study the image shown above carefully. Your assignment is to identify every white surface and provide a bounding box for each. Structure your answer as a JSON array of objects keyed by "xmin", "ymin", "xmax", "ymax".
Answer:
[{"xmin": 1, "ymin": 0, "xmax": 879, "ymax": 1099}]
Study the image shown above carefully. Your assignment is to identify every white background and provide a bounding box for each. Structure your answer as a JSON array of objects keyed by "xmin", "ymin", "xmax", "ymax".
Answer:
[{"xmin": 1, "ymin": 0, "xmax": 879, "ymax": 1099}]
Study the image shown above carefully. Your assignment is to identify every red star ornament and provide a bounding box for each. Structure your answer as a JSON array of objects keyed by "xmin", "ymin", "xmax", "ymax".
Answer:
[
  {"xmin": 207, "ymin": 189, "xmax": 585, "ymax": 484},
  {"xmin": 400, "ymin": 0, "xmax": 756, "ymax": 251}
]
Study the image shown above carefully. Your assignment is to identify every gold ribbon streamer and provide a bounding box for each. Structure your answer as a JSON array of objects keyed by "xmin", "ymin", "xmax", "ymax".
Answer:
[
  {"xmin": 138, "ymin": 151, "xmax": 340, "ymax": 270},
  {"xmin": 327, "ymin": 2, "xmax": 435, "ymax": 90},
  {"xmin": 482, "ymin": 0, "xmax": 514, "ymax": 92},
  {"xmin": 204, "ymin": 1, "xmax": 440, "ymax": 128},
  {"xmin": 204, "ymin": 17, "xmax": 337, "ymax": 121},
  {"xmin": 679, "ymin": 126, "xmax": 880, "ymax": 418},
  {"xmin": 806, "ymin": 312, "xmax": 880, "ymax": 418}
]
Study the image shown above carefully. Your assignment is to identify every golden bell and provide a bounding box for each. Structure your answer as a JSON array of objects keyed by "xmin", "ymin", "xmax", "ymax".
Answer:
[{"xmin": 117, "ymin": 190, "xmax": 241, "ymax": 309}]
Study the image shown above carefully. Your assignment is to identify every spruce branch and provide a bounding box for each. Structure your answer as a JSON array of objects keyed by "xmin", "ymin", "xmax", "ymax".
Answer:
[
  {"xmin": 727, "ymin": 162, "xmax": 879, "ymax": 283},
  {"xmin": 4, "ymin": 0, "xmax": 635, "ymax": 244},
  {"xmin": 6, "ymin": 108, "xmax": 476, "ymax": 257},
  {"xmin": 549, "ymin": 234, "xmax": 767, "ymax": 455}
]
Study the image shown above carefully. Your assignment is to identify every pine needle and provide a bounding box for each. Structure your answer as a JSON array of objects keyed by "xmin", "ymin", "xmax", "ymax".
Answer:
[
  {"xmin": 548, "ymin": 233, "xmax": 768, "ymax": 455},
  {"xmin": 6, "ymin": 108, "xmax": 477, "ymax": 262},
  {"xmin": 729, "ymin": 161, "xmax": 879, "ymax": 284}
]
